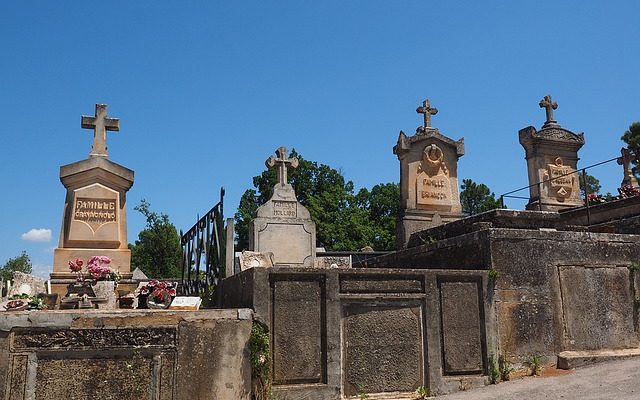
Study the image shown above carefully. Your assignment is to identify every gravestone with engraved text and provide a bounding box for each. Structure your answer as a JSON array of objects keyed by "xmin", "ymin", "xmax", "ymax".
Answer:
[
  {"xmin": 519, "ymin": 95, "xmax": 585, "ymax": 211},
  {"xmin": 249, "ymin": 147, "xmax": 316, "ymax": 267},
  {"xmin": 51, "ymin": 104, "xmax": 134, "ymax": 284},
  {"xmin": 394, "ymin": 99, "xmax": 465, "ymax": 249}
]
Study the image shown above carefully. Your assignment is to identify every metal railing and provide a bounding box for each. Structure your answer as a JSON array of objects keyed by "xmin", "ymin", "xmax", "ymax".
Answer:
[
  {"xmin": 499, "ymin": 154, "xmax": 629, "ymax": 225},
  {"xmin": 179, "ymin": 187, "xmax": 226, "ymax": 296}
]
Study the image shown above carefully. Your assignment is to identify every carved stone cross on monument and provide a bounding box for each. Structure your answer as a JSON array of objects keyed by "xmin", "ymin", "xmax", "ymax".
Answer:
[
  {"xmin": 266, "ymin": 146, "xmax": 299, "ymax": 185},
  {"xmin": 618, "ymin": 147, "xmax": 639, "ymax": 188},
  {"xmin": 81, "ymin": 104, "xmax": 120, "ymax": 157},
  {"xmin": 416, "ymin": 99, "xmax": 438, "ymax": 128},
  {"xmin": 539, "ymin": 95, "xmax": 558, "ymax": 126}
]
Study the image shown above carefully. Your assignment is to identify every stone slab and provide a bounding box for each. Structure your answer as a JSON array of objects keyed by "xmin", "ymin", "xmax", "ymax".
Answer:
[
  {"xmin": 271, "ymin": 277, "xmax": 324, "ymax": 385},
  {"xmin": 252, "ymin": 220, "xmax": 315, "ymax": 266},
  {"xmin": 439, "ymin": 280, "xmax": 485, "ymax": 374},
  {"xmin": 557, "ymin": 348, "xmax": 640, "ymax": 370},
  {"xmin": 34, "ymin": 356, "xmax": 154, "ymax": 400},
  {"xmin": 342, "ymin": 302, "xmax": 423, "ymax": 396},
  {"xmin": 558, "ymin": 266, "xmax": 637, "ymax": 350},
  {"xmin": 67, "ymin": 183, "xmax": 120, "ymax": 247}
]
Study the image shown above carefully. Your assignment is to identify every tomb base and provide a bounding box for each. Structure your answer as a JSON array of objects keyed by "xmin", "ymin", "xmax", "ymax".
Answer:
[
  {"xmin": 52, "ymin": 247, "xmax": 131, "ymax": 276},
  {"xmin": 397, "ymin": 209, "xmax": 465, "ymax": 249}
]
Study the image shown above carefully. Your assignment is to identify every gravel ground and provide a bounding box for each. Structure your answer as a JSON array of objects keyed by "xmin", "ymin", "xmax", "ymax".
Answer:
[{"xmin": 437, "ymin": 358, "xmax": 640, "ymax": 400}]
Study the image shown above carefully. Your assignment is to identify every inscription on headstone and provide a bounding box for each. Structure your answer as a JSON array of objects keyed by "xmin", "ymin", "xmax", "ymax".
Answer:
[
  {"xmin": 73, "ymin": 198, "xmax": 117, "ymax": 226},
  {"xmin": 273, "ymin": 201, "xmax": 297, "ymax": 218}
]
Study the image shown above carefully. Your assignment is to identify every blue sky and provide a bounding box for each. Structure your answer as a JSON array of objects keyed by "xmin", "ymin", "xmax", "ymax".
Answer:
[{"xmin": 1, "ymin": 2, "xmax": 639, "ymax": 277}]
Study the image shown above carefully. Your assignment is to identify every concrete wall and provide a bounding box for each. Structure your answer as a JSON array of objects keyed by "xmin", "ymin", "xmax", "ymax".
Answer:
[{"xmin": 0, "ymin": 309, "xmax": 252, "ymax": 400}]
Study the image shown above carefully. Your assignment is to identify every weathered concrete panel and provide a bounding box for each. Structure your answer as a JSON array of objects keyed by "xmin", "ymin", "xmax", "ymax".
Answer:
[
  {"xmin": 339, "ymin": 275, "xmax": 424, "ymax": 293},
  {"xmin": 559, "ymin": 266, "xmax": 637, "ymax": 350},
  {"xmin": 272, "ymin": 277, "xmax": 325, "ymax": 385},
  {"xmin": 35, "ymin": 356, "xmax": 154, "ymax": 400},
  {"xmin": 342, "ymin": 302, "xmax": 423, "ymax": 396},
  {"xmin": 440, "ymin": 280, "xmax": 484, "ymax": 374},
  {"xmin": 8, "ymin": 355, "xmax": 27, "ymax": 400}
]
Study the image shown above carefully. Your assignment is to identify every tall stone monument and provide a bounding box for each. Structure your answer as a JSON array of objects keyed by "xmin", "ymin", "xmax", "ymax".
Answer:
[
  {"xmin": 394, "ymin": 99, "xmax": 465, "ymax": 249},
  {"xmin": 51, "ymin": 104, "xmax": 134, "ymax": 282},
  {"xmin": 519, "ymin": 95, "xmax": 585, "ymax": 211},
  {"xmin": 249, "ymin": 147, "xmax": 316, "ymax": 267}
]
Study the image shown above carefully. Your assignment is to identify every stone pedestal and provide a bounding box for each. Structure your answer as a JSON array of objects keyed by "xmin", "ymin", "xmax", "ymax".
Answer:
[
  {"xmin": 519, "ymin": 124, "xmax": 585, "ymax": 211},
  {"xmin": 51, "ymin": 156, "xmax": 134, "ymax": 280},
  {"xmin": 51, "ymin": 104, "xmax": 134, "ymax": 286},
  {"xmin": 394, "ymin": 103, "xmax": 465, "ymax": 249}
]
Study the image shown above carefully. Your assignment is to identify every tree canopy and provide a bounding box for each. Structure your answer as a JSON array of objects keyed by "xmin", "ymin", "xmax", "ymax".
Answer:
[
  {"xmin": 621, "ymin": 122, "xmax": 640, "ymax": 178},
  {"xmin": 130, "ymin": 200, "xmax": 182, "ymax": 278},
  {"xmin": 459, "ymin": 179, "xmax": 502, "ymax": 215},
  {"xmin": 234, "ymin": 150, "xmax": 399, "ymax": 251},
  {"xmin": 0, "ymin": 251, "xmax": 32, "ymax": 281},
  {"xmin": 579, "ymin": 173, "xmax": 602, "ymax": 197}
]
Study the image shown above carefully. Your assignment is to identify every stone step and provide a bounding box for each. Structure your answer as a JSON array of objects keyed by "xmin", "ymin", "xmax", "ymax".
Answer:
[
  {"xmin": 347, "ymin": 392, "xmax": 427, "ymax": 399},
  {"xmin": 558, "ymin": 348, "xmax": 640, "ymax": 370}
]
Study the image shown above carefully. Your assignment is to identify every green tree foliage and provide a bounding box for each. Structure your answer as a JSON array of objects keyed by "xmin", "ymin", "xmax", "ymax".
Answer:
[
  {"xmin": 579, "ymin": 173, "xmax": 602, "ymax": 197},
  {"xmin": 234, "ymin": 150, "xmax": 399, "ymax": 251},
  {"xmin": 130, "ymin": 200, "xmax": 181, "ymax": 278},
  {"xmin": 460, "ymin": 179, "xmax": 502, "ymax": 216},
  {"xmin": 621, "ymin": 122, "xmax": 640, "ymax": 178},
  {"xmin": 0, "ymin": 251, "xmax": 32, "ymax": 281}
]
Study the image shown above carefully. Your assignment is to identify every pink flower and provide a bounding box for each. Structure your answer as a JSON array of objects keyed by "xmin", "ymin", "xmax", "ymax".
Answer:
[{"xmin": 68, "ymin": 259, "xmax": 83, "ymax": 272}]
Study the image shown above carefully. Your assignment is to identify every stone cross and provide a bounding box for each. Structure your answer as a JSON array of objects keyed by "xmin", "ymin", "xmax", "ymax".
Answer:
[
  {"xmin": 618, "ymin": 147, "xmax": 639, "ymax": 187},
  {"xmin": 81, "ymin": 104, "xmax": 120, "ymax": 157},
  {"xmin": 266, "ymin": 146, "xmax": 299, "ymax": 185},
  {"xmin": 539, "ymin": 95, "xmax": 558, "ymax": 125},
  {"xmin": 416, "ymin": 99, "xmax": 438, "ymax": 128}
]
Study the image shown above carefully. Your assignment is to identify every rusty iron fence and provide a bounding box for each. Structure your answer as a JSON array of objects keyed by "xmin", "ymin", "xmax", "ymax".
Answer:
[{"xmin": 179, "ymin": 187, "xmax": 226, "ymax": 297}]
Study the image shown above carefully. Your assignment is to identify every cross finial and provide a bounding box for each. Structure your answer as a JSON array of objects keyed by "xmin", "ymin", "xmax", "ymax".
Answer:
[
  {"xmin": 618, "ymin": 147, "xmax": 639, "ymax": 188},
  {"xmin": 81, "ymin": 104, "xmax": 120, "ymax": 157},
  {"xmin": 266, "ymin": 146, "xmax": 299, "ymax": 185},
  {"xmin": 416, "ymin": 99, "xmax": 438, "ymax": 128},
  {"xmin": 539, "ymin": 95, "xmax": 558, "ymax": 126}
]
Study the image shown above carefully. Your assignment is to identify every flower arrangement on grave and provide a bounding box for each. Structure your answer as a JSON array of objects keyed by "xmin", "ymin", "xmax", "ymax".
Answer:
[
  {"xmin": 4, "ymin": 294, "xmax": 47, "ymax": 311},
  {"xmin": 68, "ymin": 256, "xmax": 121, "ymax": 284},
  {"xmin": 137, "ymin": 280, "xmax": 177, "ymax": 308}
]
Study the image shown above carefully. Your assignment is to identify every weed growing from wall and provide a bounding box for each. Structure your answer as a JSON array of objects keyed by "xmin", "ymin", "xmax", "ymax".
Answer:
[{"xmin": 250, "ymin": 321, "xmax": 271, "ymax": 400}]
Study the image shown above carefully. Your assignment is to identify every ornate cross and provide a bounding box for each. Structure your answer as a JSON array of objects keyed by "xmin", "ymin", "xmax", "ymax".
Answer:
[
  {"xmin": 618, "ymin": 147, "xmax": 639, "ymax": 187},
  {"xmin": 416, "ymin": 99, "xmax": 438, "ymax": 128},
  {"xmin": 81, "ymin": 104, "xmax": 120, "ymax": 157},
  {"xmin": 539, "ymin": 95, "xmax": 558, "ymax": 125},
  {"xmin": 266, "ymin": 146, "xmax": 299, "ymax": 185}
]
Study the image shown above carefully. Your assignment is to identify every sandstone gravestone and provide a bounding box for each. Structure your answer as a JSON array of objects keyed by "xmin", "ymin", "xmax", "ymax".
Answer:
[
  {"xmin": 249, "ymin": 147, "xmax": 316, "ymax": 267},
  {"xmin": 394, "ymin": 99, "xmax": 465, "ymax": 249},
  {"xmin": 519, "ymin": 95, "xmax": 585, "ymax": 211},
  {"xmin": 7, "ymin": 272, "xmax": 46, "ymax": 297},
  {"xmin": 51, "ymin": 104, "xmax": 134, "ymax": 282}
]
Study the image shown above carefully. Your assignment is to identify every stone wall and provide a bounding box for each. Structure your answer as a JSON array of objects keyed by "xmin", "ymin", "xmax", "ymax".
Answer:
[
  {"xmin": 362, "ymin": 207, "xmax": 640, "ymax": 366},
  {"xmin": 220, "ymin": 267, "xmax": 491, "ymax": 398},
  {"xmin": 0, "ymin": 309, "xmax": 252, "ymax": 400}
]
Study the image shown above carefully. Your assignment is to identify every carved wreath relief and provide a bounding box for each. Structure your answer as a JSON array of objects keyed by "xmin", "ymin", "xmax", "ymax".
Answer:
[
  {"xmin": 543, "ymin": 157, "xmax": 577, "ymax": 201},
  {"xmin": 416, "ymin": 144, "xmax": 452, "ymax": 207}
]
